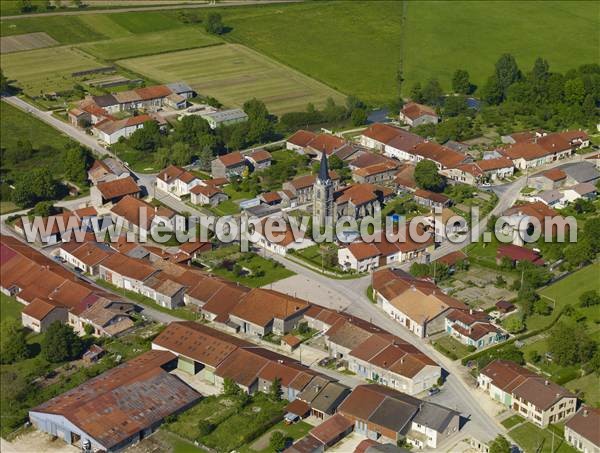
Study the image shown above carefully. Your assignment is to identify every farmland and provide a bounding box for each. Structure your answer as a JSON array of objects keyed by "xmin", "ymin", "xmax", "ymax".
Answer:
[
  {"xmin": 0, "ymin": 15, "xmax": 107, "ymax": 44},
  {"xmin": 0, "ymin": 32, "xmax": 57, "ymax": 53},
  {"xmin": 1, "ymin": 45, "xmax": 106, "ymax": 95},
  {"xmin": 78, "ymin": 27, "xmax": 221, "ymax": 60},
  {"xmin": 117, "ymin": 43, "xmax": 346, "ymax": 114}
]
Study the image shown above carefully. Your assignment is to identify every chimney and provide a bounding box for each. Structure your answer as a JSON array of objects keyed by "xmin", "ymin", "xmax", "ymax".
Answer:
[
  {"xmin": 469, "ymin": 309, "xmax": 473, "ymax": 315},
  {"xmin": 545, "ymin": 380, "xmax": 549, "ymax": 385},
  {"xmin": 556, "ymin": 393, "xmax": 560, "ymax": 399},
  {"xmin": 583, "ymin": 409, "xmax": 589, "ymax": 417}
]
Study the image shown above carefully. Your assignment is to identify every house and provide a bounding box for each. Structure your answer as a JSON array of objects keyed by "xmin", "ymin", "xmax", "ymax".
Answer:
[
  {"xmin": 337, "ymin": 385, "xmax": 460, "ymax": 449},
  {"xmin": 211, "ymin": 151, "xmax": 247, "ymax": 178},
  {"xmin": 501, "ymin": 131, "xmax": 580, "ymax": 170},
  {"xmin": 169, "ymin": 240, "xmax": 211, "ymax": 264},
  {"xmin": 394, "ymin": 164, "xmax": 417, "ymax": 192},
  {"xmin": 286, "ymin": 130, "xmax": 346, "ymax": 157},
  {"xmin": 228, "ymin": 288, "xmax": 310, "ymax": 337},
  {"xmin": 287, "ymin": 130, "xmax": 318, "ymax": 152},
  {"xmin": 495, "ymin": 300, "xmax": 516, "ymax": 314},
  {"xmin": 560, "ymin": 182, "xmax": 597, "ymax": 205},
  {"xmin": 475, "ymin": 157, "xmax": 515, "ymax": 181},
  {"xmin": 338, "ymin": 242, "xmax": 381, "ymax": 272},
  {"xmin": 90, "ymin": 176, "xmax": 141, "ymax": 206},
  {"xmin": 561, "ymin": 161, "xmax": 600, "ymax": 185},
  {"xmin": 72, "ymin": 297, "xmax": 136, "ymax": 337},
  {"xmin": 413, "ymin": 189, "xmax": 451, "ymax": 209},
  {"xmin": 307, "ymin": 413, "xmax": 354, "ymax": 449},
  {"xmin": 200, "ymin": 108, "xmax": 248, "ymax": 129},
  {"xmin": 478, "ymin": 360, "xmax": 577, "ymax": 427},
  {"xmin": 87, "ymin": 158, "xmax": 130, "ymax": 185},
  {"xmin": 82, "ymin": 344, "xmax": 105, "ymax": 364},
  {"xmin": 260, "ymin": 191, "xmax": 283, "ymax": 206},
  {"xmin": 405, "ymin": 142, "xmax": 470, "ymax": 170},
  {"xmin": 496, "ymin": 244, "xmax": 544, "ymax": 266},
  {"xmin": 245, "ymin": 149, "xmax": 272, "ymax": 170},
  {"xmin": 353, "ymin": 161, "xmax": 400, "ymax": 184},
  {"xmin": 441, "ymin": 158, "xmax": 515, "ymax": 186},
  {"xmin": 296, "ymin": 379, "xmax": 351, "ymax": 420},
  {"xmin": 98, "ymin": 252, "xmax": 157, "ymax": 293},
  {"xmin": 533, "ymin": 189, "xmax": 564, "ymax": 208},
  {"xmin": 372, "ymin": 268, "xmax": 467, "ymax": 337},
  {"xmin": 445, "ymin": 309, "xmax": 506, "ymax": 349},
  {"xmin": 110, "ymin": 196, "xmax": 175, "ymax": 236},
  {"xmin": 190, "ymin": 184, "xmax": 228, "ymax": 206},
  {"xmin": 564, "ymin": 407, "xmax": 600, "ymax": 453},
  {"xmin": 399, "ymin": 102, "xmax": 439, "ymax": 127},
  {"xmin": 530, "ymin": 168, "xmax": 568, "ymax": 191},
  {"xmin": 93, "ymin": 114, "xmax": 161, "ymax": 145},
  {"xmin": 21, "ymin": 298, "xmax": 68, "ymax": 333},
  {"xmin": 253, "ymin": 217, "xmax": 314, "ymax": 256},
  {"xmin": 502, "ymin": 201, "xmax": 565, "ymax": 239},
  {"xmin": 282, "ymin": 172, "xmax": 340, "ymax": 204},
  {"xmin": 13, "ymin": 209, "xmax": 98, "ymax": 246},
  {"xmin": 155, "ymin": 165, "xmax": 202, "ymax": 198},
  {"xmin": 29, "ymin": 350, "xmax": 200, "ymax": 452},
  {"xmin": 333, "ymin": 183, "xmax": 394, "ymax": 220},
  {"xmin": 360, "ymin": 123, "xmax": 425, "ymax": 153},
  {"xmin": 57, "ymin": 241, "xmax": 114, "ymax": 275}
]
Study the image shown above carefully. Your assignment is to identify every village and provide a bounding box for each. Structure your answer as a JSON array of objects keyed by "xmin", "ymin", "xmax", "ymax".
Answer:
[{"xmin": 1, "ymin": 2, "xmax": 600, "ymax": 453}]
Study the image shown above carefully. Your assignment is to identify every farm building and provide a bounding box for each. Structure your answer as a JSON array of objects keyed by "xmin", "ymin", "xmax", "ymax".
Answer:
[{"xmin": 200, "ymin": 108, "xmax": 248, "ymax": 129}]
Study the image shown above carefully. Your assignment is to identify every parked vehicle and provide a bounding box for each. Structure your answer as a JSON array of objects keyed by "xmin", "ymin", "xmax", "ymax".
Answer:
[{"xmin": 427, "ymin": 387, "xmax": 441, "ymax": 396}]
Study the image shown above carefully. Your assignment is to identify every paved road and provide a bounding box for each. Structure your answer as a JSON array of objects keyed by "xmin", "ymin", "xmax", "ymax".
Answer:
[{"xmin": 0, "ymin": 0, "xmax": 300, "ymax": 20}]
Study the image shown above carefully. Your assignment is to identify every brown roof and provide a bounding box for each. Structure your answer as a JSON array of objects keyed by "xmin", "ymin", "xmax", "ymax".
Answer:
[
  {"xmin": 61, "ymin": 241, "xmax": 113, "ymax": 267},
  {"xmin": 394, "ymin": 163, "xmax": 416, "ymax": 189},
  {"xmin": 350, "ymin": 152, "xmax": 392, "ymax": 169},
  {"xmin": 307, "ymin": 133, "xmax": 346, "ymax": 155},
  {"xmin": 565, "ymin": 407, "xmax": 600, "ymax": 447},
  {"xmin": 99, "ymin": 252, "xmax": 156, "ymax": 282},
  {"xmin": 537, "ymin": 133, "xmax": 571, "ymax": 153},
  {"xmin": 285, "ymin": 398, "xmax": 311, "ymax": 418},
  {"xmin": 230, "ymin": 288, "xmax": 309, "ymax": 327},
  {"xmin": 361, "ymin": 123, "xmax": 415, "ymax": 145},
  {"xmin": 401, "ymin": 102, "xmax": 438, "ymax": 120},
  {"xmin": 345, "ymin": 242, "xmax": 381, "ymax": 260},
  {"xmin": 335, "ymin": 183, "xmax": 392, "ymax": 206},
  {"xmin": 412, "ymin": 142, "xmax": 467, "ymax": 168},
  {"xmin": 248, "ymin": 149, "xmax": 272, "ymax": 162},
  {"xmin": 502, "ymin": 142, "xmax": 550, "ymax": 161},
  {"xmin": 31, "ymin": 350, "xmax": 200, "ymax": 450},
  {"xmin": 97, "ymin": 176, "xmax": 140, "ymax": 200},
  {"xmin": 541, "ymin": 168, "xmax": 567, "ymax": 181},
  {"xmin": 354, "ymin": 161, "xmax": 399, "ymax": 177},
  {"xmin": 289, "ymin": 171, "xmax": 339, "ymax": 190},
  {"xmin": 435, "ymin": 250, "xmax": 467, "ymax": 266},
  {"xmin": 22, "ymin": 298, "xmax": 62, "ymax": 321},
  {"xmin": 153, "ymin": 321, "xmax": 251, "ymax": 368},
  {"xmin": 309, "ymin": 413, "xmax": 353, "ymax": 445},
  {"xmin": 190, "ymin": 184, "xmax": 223, "ymax": 198},
  {"xmin": 218, "ymin": 151, "xmax": 245, "ymax": 167},
  {"xmin": 504, "ymin": 201, "xmax": 560, "ymax": 223},
  {"xmin": 110, "ymin": 196, "xmax": 174, "ymax": 230},
  {"xmin": 414, "ymin": 189, "xmax": 450, "ymax": 204},
  {"xmin": 135, "ymin": 85, "xmax": 172, "ymax": 100},
  {"xmin": 475, "ymin": 157, "xmax": 514, "ymax": 171},
  {"xmin": 287, "ymin": 130, "xmax": 317, "ymax": 147},
  {"xmin": 261, "ymin": 191, "xmax": 282, "ymax": 203},
  {"xmin": 157, "ymin": 165, "xmax": 198, "ymax": 184},
  {"xmin": 215, "ymin": 347, "xmax": 269, "ymax": 387}
]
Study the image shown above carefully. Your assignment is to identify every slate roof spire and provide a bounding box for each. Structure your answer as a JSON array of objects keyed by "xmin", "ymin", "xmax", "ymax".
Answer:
[{"xmin": 318, "ymin": 148, "xmax": 330, "ymax": 183}]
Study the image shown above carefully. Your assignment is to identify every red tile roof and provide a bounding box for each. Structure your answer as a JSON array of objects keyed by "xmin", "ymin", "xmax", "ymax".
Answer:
[
  {"xmin": 287, "ymin": 130, "xmax": 317, "ymax": 147},
  {"xmin": 401, "ymin": 102, "xmax": 438, "ymax": 120},
  {"xmin": 218, "ymin": 151, "xmax": 245, "ymax": 167},
  {"xmin": 496, "ymin": 244, "xmax": 545, "ymax": 265},
  {"xmin": 97, "ymin": 176, "xmax": 140, "ymax": 200}
]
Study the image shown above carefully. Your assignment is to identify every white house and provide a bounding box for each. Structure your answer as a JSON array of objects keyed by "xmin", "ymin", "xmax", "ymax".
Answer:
[{"xmin": 156, "ymin": 165, "xmax": 202, "ymax": 198}]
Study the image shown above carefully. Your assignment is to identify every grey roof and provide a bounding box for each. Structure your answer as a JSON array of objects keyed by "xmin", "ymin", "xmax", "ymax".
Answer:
[
  {"xmin": 569, "ymin": 182, "xmax": 597, "ymax": 195},
  {"xmin": 244, "ymin": 204, "xmax": 281, "ymax": 218},
  {"xmin": 103, "ymin": 157, "xmax": 129, "ymax": 176},
  {"xmin": 166, "ymin": 81, "xmax": 194, "ymax": 94},
  {"xmin": 318, "ymin": 149, "xmax": 330, "ymax": 182},
  {"xmin": 124, "ymin": 246, "xmax": 150, "ymax": 260},
  {"xmin": 93, "ymin": 94, "xmax": 118, "ymax": 107},
  {"xmin": 366, "ymin": 445, "xmax": 412, "ymax": 453},
  {"xmin": 444, "ymin": 140, "xmax": 470, "ymax": 153},
  {"xmin": 412, "ymin": 401, "xmax": 460, "ymax": 433},
  {"xmin": 310, "ymin": 382, "xmax": 351, "ymax": 415},
  {"xmin": 297, "ymin": 376, "xmax": 332, "ymax": 404},
  {"xmin": 368, "ymin": 397, "xmax": 419, "ymax": 433},
  {"xmin": 560, "ymin": 162, "xmax": 599, "ymax": 183},
  {"xmin": 201, "ymin": 108, "xmax": 248, "ymax": 123},
  {"xmin": 537, "ymin": 189, "xmax": 562, "ymax": 204}
]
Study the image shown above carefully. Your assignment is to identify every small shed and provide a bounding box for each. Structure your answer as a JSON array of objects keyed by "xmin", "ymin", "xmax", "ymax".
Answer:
[
  {"xmin": 495, "ymin": 300, "xmax": 516, "ymax": 314},
  {"xmin": 83, "ymin": 345, "xmax": 105, "ymax": 364}
]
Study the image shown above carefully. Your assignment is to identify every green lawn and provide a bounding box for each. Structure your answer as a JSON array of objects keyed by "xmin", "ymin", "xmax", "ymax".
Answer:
[
  {"xmin": 78, "ymin": 27, "xmax": 221, "ymax": 60},
  {"xmin": 239, "ymin": 420, "xmax": 312, "ymax": 453},
  {"xmin": 565, "ymin": 373, "xmax": 600, "ymax": 408},
  {"xmin": 210, "ymin": 252, "xmax": 295, "ymax": 288},
  {"xmin": 509, "ymin": 422, "xmax": 578, "ymax": 453},
  {"xmin": 501, "ymin": 414, "xmax": 524, "ymax": 429},
  {"xmin": 433, "ymin": 335, "xmax": 473, "ymax": 360},
  {"xmin": 0, "ymin": 293, "xmax": 24, "ymax": 321},
  {"xmin": 293, "ymin": 245, "xmax": 339, "ymax": 273},
  {"xmin": 0, "ymin": 101, "xmax": 76, "ymax": 183},
  {"xmin": 526, "ymin": 263, "xmax": 600, "ymax": 331},
  {"xmin": 0, "ymin": 15, "xmax": 107, "ymax": 43}
]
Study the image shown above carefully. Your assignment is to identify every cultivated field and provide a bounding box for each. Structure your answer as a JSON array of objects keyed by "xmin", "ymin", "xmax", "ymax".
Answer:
[
  {"xmin": 0, "ymin": 31, "xmax": 57, "ymax": 53},
  {"xmin": 1, "ymin": 45, "xmax": 105, "ymax": 95},
  {"xmin": 0, "ymin": 15, "xmax": 107, "ymax": 43},
  {"xmin": 117, "ymin": 43, "xmax": 346, "ymax": 114},
  {"xmin": 78, "ymin": 27, "xmax": 221, "ymax": 60}
]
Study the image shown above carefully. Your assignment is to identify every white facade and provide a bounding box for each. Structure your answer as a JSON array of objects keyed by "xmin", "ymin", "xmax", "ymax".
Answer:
[{"xmin": 337, "ymin": 247, "xmax": 379, "ymax": 272}]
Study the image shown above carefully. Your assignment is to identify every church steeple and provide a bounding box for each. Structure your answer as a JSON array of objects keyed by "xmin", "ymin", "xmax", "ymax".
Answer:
[{"xmin": 318, "ymin": 149, "xmax": 330, "ymax": 183}]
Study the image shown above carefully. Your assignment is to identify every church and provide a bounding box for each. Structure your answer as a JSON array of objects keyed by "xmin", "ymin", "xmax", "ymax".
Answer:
[{"xmin": 312, "ymin": 152, "xmax": 394, "ymax": 225}]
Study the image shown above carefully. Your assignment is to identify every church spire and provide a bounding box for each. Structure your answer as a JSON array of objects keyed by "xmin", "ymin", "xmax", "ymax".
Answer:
[{"xmin": 318, "ymin": 148, "xmax": 330, "ymax": 183}]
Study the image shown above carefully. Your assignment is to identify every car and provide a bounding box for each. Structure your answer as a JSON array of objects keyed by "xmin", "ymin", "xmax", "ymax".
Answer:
[
  {"xmin": 53, "ymin": 255, "xmax": 65, "ymax": 263},
  {"xmin": 427, "ymin": 387, "xmax": 441, "ymax": 396},
  {"xmin": 74, "ymin": 267, "xmax": 84, "ymax": 274}
]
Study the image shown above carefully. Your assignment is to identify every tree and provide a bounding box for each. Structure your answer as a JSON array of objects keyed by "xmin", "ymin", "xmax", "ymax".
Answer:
[
  {"xmin": 452, "ymin": 69, "xmax": 472, "ymax": 94},
  {"xmin": 414, "ymin": 159, "xmax": 445, "ymax": 192},
  {"xmin": 489, "ymin": 435, "xmax": 511, "ymax": 453},
  {"xmin": 0, "ymin": 319, "xmax": 30, "ymax": 364},
  {"xmin": 0, "ymin": 69, "xmax": 9, "ymax": 93},
  {"xmin": 83, "ymin": 323, "xmax": 95, "ymax": 336},
  {"xmin": 12, "ymin": 168, "xmax": 59, "ymax": 207},
  {"xmin": 128, "ymin": 120, "xmax": 161, "ymax": 152},
  {"xmin": 32, "ymin": 200, "xmax": 58, "ymax": 217},
  {"xmin": 564, "ymin": 238, "xmax": 594, "ymax": 267},
  {"xmin": 269, "ymin": 431, "xmax": 287, "ymax": 452},
  {"xmin": 444, "ymin": 95, "xmax": 469, "ymax": 117},
  {"xmin": 494, "ymin": 53, "xmax": 522, "ymax": 96},
  {"xmin": 197, "ymin": 420, "xmax": 214, "ymax": 437},
  {"xmin": 410, "ymin": 82, "xmax": 424, "ymax": 103},
  {"xmin": 582, "ymin": 94, "xmax": 597, "ymax": 122},
  {"xmin": 533, "ymin": 299, "xmax": 552, "ymax": 316},
  {"xmin": 172, "ymin": 142, "xmax": 193, "ymax": 166},
  {"xmin": 435, "ymin": 115, "xmax": 476, "ymax": 142},
  {"xmin": 351, "ymin": 108, "xmax": 368, "ymax": 126},
  {"xmin": 531, "ymin": 57, "xmax": 550, "ymax": 82},
  {"xmin": 42, "ymin": 321, "xmax": 84, "ymax": 363},
  {"xmin": 63, "ymin": 145, "xmax": 91, "ymax": 184},
  {"xmin": 222, "ymin": 377, "xmax": 242, "ymax": 396},
  {"xmin": 421, "ymin": 78, "xmax": 443, "ymax": 105},
  {"xmin": 564, "ymin": 78, "xmax": 585, "ymax": 105},
  {"xmin": 580, "ymin": 290, "xmax": 600, "ymax": 307},
  {"xmin": 548, "ymin": 322, "xmax": 596, "ymax": 366},
  {"xmin": 410, "ymin": 262, "xmax": 430, "ymax": 278},
  {"xmin": 269, "ymin": 377, "xmax": 282, "ymax": 401},
  {"xmin": 481, "ymin": 75, "xmax": 504, "ymax": 105},
  {"xmin": 205, "ymin": 13, "xmax": 225, "ymax": 35}
]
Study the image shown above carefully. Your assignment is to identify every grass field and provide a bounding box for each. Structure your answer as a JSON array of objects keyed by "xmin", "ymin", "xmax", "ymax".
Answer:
[
  {"xmin": 78, "ymin": 27, "xmax": 221, "ymax": 60},
  {"xmin": 501, "ymin": 415, "xmax": 524, "ymax": 430},
  {"xmin": 117, "ymin": 43, "xmax": 346, "ymax": 114},
  {"xmin": 77, "ymin": 13, "xmax": 134, "ymax": 38},
  {"xmin": 1, "ymin": 45, "xmax": 105, "ymax": 95},
  {"xmin": 210, "ymin": 252, "xmax": 295, "ymax": 288},
  {"xmin": 509, "ymin": 422, "xmax": 577, "ymax": 453},
  {"xmin": 433, "ymin": 335, "xmax": 473, "ymax": 359},
  {"xmin": 566, "ymin": 373, "xmax": 600, "ymax": 408},
  {"xmin": 0, "ymin": 15, "xmax": 107, "ymax": 44},
  {"xmin": 0, "ymin": 31, "xmax": 57, "ymax": 53}
]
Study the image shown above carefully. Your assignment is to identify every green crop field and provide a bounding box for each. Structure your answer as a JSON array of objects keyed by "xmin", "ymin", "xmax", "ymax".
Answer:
[
  {"xmin": 77, "ymin": 13, "xmax": 134, "ymax": 38},
  {"xmin": 106, "ymin": 10, "xmax": 187, "ymax": 33},
  {"xmin": 117, "ymin": 43, "xmax": 346, "ymax": 114},
  {"xmin": 78, "ymin": 27, "xmax": 221, "ymax": 60},
  {"xmin": 1, "ymin": 45, "xmax": 105, "ymax": 95},
  {"xmin": 0, "ymin": 15, "xmax": 107, "ymax": 44}
]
